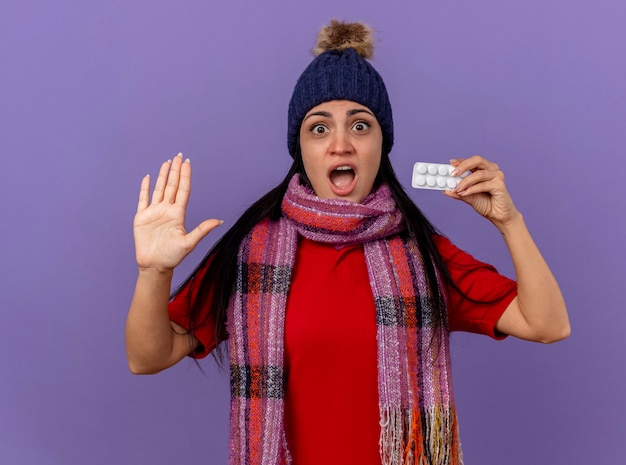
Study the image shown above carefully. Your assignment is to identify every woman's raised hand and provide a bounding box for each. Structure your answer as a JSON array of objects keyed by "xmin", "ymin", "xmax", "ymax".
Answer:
[
  {"xmin": 444, "ymin": 155, "xmax": 521, "ymax": 231},
  {"xmin": 133, "ymin": 153, "xmax": 222, "ymax": 272}
]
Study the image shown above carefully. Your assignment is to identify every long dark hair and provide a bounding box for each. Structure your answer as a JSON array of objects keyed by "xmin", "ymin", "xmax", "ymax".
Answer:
[{"xmin": 172, "ymin": 146, "xmax": 457, "ymax": 359}]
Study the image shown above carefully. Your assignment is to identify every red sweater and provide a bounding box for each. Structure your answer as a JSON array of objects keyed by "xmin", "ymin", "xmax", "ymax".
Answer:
[{"xmin": 169, "ymin": 235, "xmax": 517, "ymax": 464}]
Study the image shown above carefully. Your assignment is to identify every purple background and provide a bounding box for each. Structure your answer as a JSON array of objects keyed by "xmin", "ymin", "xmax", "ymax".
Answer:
[{"xmin": 1, "ymin": 1, "xmax": 625, "ymax": 463}]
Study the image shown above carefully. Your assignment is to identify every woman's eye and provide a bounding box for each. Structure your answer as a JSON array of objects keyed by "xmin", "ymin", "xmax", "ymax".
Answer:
[
  {"xmin": 352, "ymin": 121, "xmax": 370, "ymax": 132},
  {"xmin": 311, "ymin": 124, "xmax": 328, "ymax": 134}
]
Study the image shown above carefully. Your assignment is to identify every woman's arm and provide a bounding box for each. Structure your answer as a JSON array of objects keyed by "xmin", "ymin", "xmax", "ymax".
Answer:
[
  {"xmin": 444, "ymin": 156, "xmax": 570, "ymax": 343},
  {"xmin": 491, "ymin": 213, "xmax": 569, "ymax": 342},
  {"xmin": 125, "ymin": 154, "xmax": 222, "ymax": 374},
  {"xmin": 126, "ymin": 269, "xmax": 198, "ymax": 374}
]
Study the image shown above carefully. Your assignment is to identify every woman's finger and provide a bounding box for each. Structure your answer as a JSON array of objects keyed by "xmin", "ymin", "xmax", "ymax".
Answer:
[
  {"xmin": 456, "ymin": 177, "xmax": 501, "ymax": 197},
  {"xmin": 185, "ymin": 219, "xmax": 224, "ymax": 250},
  {"xmin": 454, "ymin": 167, "xmax": 498, "ymax": 194},
  {"xmin": 151, "ymin": 159, "xmax": 172, "ymax": 205},
  {"xmin": 163, "ymin": 153, "xmax": 183, "ymax": 203},
  {"xmin": 174, "ymin": 158, "xmax": 192, "ymax": 208},
  {"xmin": 137, "ymin": 174, "xmax": 151, "ymax": 212},
  {"xmin": 451, "ymin": 155, "xmax": 498, "ymax": 176}
]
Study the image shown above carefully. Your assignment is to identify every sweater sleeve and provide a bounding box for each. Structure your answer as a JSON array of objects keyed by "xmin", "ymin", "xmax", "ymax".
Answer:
[
  {"xmin": 168, "ymin": 257, "xmax": 220, "ymax": 359},
  {"xmin": 433, "ymin": 235, "xmax": 518, "ymax": 339}
]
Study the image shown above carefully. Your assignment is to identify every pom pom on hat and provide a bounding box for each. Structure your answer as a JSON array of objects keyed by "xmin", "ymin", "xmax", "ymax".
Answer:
[
  {"xmin": 287, "ymin": 20, "xmax": 394, "ymax": 158},
  {"xmin": 313, "ymin": 19, "xmax": 374, "ymax": 59}
]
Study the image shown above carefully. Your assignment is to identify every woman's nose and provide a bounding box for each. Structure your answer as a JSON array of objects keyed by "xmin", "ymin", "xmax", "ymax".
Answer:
[{"xmin": 329, "ymin": 130, "xmax": 354, "ymax": 155}]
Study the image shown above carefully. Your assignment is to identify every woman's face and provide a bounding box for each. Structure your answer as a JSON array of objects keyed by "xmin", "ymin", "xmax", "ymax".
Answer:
[{"xmin": 299, "ymin": 100, "xmax": 383, "ymax": 203}]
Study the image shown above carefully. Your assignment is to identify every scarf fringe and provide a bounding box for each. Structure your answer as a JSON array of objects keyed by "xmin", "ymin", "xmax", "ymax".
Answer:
[{"xmin": 379, "ymin": 407, "xmax": 463, "ymax": 465}]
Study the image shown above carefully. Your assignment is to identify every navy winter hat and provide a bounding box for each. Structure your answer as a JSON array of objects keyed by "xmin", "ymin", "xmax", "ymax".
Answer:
[{"xmin": 287, "ymin": 20, "xmax": 394, "ymax": 158}]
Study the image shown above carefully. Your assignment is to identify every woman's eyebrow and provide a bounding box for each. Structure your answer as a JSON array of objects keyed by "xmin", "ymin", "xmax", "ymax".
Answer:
[
  {"xmin": 303, "ymin": 111, "xmax": 332, "ymax": 122},
  {"xmin": 347, "ymin": 109, "xmax": 374, "ymax": 117}
]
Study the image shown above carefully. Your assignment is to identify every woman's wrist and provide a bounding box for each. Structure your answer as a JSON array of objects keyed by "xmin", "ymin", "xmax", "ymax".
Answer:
[
  {"xmin": 492, "ymin": 210, "xmax": 525, "ymax": 236},
  {"xmin": 136, "ymin": 266, "xmax": 175, "ymax": 288}
]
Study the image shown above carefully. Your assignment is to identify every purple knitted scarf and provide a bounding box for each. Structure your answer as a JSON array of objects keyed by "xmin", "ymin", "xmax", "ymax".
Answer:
[{"xmin": 228, "ymin": 175, "xmax": 462, "ymax": 465}]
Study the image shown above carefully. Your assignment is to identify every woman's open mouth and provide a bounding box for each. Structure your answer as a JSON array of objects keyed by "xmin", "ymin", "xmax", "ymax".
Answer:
[{"xmin": 329, "ymin": 165, "xmax": 357, "ymax": 196}]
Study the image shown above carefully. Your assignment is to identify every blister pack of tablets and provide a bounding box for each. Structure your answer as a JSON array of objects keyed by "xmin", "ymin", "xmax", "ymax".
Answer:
[{"xmin": 411, "ymin": 162, "xmax": 467, "ymax": 190}]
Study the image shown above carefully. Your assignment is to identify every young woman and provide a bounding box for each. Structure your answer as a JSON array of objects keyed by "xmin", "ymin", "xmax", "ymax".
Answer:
[{"xmin": 125, "ymin": 20, "xmax": 569, "ymax": 465}]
